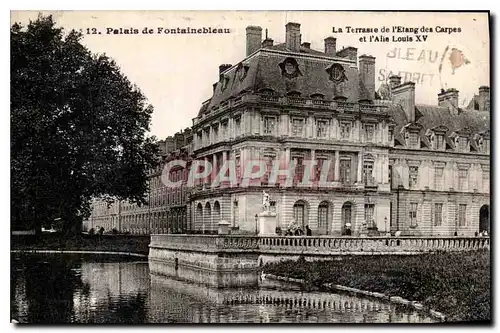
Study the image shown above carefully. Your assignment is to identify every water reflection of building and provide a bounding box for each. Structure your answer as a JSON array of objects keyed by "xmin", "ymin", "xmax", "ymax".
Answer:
[{"xmin": 148, "ymin": 274, "xmax": 436, "ymax": 323}]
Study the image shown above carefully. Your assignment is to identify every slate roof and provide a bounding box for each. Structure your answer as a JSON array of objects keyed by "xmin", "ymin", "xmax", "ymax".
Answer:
[
  {"xmin": 386, "ymin": 102, "xmax": 490, "ymax": 148},
  {"xmin": 199, "ymin": 48, "xmax": 363, "ymax": 116}
]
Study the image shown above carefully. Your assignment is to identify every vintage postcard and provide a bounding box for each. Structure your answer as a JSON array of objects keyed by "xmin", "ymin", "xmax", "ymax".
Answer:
[{"xmin": 10, "ymin": 11, "xmax": 490, "ymax": 324}]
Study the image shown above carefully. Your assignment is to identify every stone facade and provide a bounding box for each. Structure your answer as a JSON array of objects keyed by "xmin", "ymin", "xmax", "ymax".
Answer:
[
  {"xmin": 188, "ymin": 22, "xmax": 490, "ymax": 237},
  {"xmin": 85, "ymin": 22, "xmax": 490, "ymax": 238},
  {"xmin": 84, "ymin": 128, "xmax": 193, "ymax": 234}
]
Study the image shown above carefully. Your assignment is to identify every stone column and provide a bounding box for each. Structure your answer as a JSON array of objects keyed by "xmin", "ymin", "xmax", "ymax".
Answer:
[
  {"xmin": 334, "ymin": 150, "xmax": 340, "ymax": 181},
  {"xmin": 204, "ymin": 156, "xmax": 209, "ymax": 186},
  {"xmin": 357, "ymin": 151, "xmax": 363, "ymax": 184},
  {"xmin": 212, "ymin": 153, "xmax": 217, "ymax": 185},
  {"xmin": 221, "ymin": 150, "xmax": 228, "ymax": 187},
  {"xmin": 309, "ymin": 149, "xmax": 316, "ymax": 184}
]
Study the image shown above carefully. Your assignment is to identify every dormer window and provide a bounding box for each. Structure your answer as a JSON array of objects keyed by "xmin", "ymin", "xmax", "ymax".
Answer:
[
  {"xmin": 286, "ymin": 91, "xmax": 302, "ymax": 98},
  {"xmin": 457, "ymin": 136, "xmax": 468, "ymax": 152},
  {"xmin": 435, "ymin": 134, "xmax": 444, "ymax": 150},
  {"xmin": 407, "ymin": 132, "xmax": 419, "ymax": 148}
]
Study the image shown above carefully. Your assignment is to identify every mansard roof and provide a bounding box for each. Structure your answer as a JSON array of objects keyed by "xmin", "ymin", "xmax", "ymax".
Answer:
[
  {"xmin": 386, "ymin": 103, "xmax": 490, "ymax": 149},
  {"xmin": 198, "ymin": 48, "xmax": 368, "ymax": 116}
]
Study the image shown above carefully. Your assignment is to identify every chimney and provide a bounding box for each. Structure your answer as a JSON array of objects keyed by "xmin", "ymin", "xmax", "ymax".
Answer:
[
  {"xmin": 301, "ymin": 42, "xmax": 311, "ymax": 49},
  {"xmin": 246, "ymin": 26, "xmax": 262, "ymax": 56},
  {"xmin": 389, "ymin": 75, "xmax": 402, "ymax": 89},
  {"xmin": 285, "ymin": 22, "xmax": 301, "ymax": 52},
  {"xmin": 324, "ymin": 37, "xmax": 336, "ymax": 55},
  {"xmin": 359, "ymin": 55, "xmax": 376, "ymax": 100},
  {"xmin": 438, "ymin": 88, "xmax": 459, "ymax": 115},
  {"xmin": 392, "ymin": 82, "xmax": 416, "ymax": 121},
  {"xmin": 478, "ymin": 86, "xmax": 490, "ymax": 111},
  {"xmin": 219, "ymin": 64, "xmax": 232, "ymax": 75},
  {"xmin": 336, "ymin": 46, "xmax": 357, "ymax": 61}
]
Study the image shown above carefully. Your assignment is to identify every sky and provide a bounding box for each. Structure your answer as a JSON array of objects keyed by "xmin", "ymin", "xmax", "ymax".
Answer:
[{"xmin": 11, "ymin": 11, "xmax": 490, "ymax": 140}]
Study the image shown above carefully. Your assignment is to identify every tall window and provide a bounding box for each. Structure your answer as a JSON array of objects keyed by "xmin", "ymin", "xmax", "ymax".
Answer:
[
  {"xmin": 340, "ymin": 158, "xmax": 352, "ymax": 184},
  {"xmin": 457, "ymin": 137, "xmax": 468, "ymax": 152},
  {"xmin": 317, "ymin": 120, "xmax": 328, "ymax": 138},
  {"xmin": 318, "ymin": 202, "xmax": 329, "ymax": 230},
  {"xmin": 435, "ymin": 134, "xmax": 444, "ymax": 150},
  {"xmin": 365, "ymin": 124, "xmax": 375, "ymax": 142},
  {"xmin": 409, "ymin": 202, "xmax": 418, "ymax": 227},
  {"xmin": 389, "ymin": 165, "xmax": 393, "ymax": 187},
  {"xmin": 388, "ymin": 127, "xmax": 394, "ymax": 142},
  {"xmin": 340, "ymin": 122, "xmax": 351, "ymax": 139},
  {"xmin": 409, "ymin": 166, "xmax": 419, "ymax": 188},
  {"xmin": 483, "ymin": 168, "xmax": 490, "ymax": 192},
  {"xmin": 458, "ymin": 204, "xmax": 467, "ymax": 227},
  {"xmin": 263, "ymin": 116, "xmax": 276, "ymax": 135},
  {"xmin": 292, "ymin": 118, "xmax": 305, "ymax": 136},
  {"xmin": 434, "ymin": 203, "xmax": 443, "ymax": 226},
  {"xmin": 363, "ymin": 161, "xmax": 374, "ymax": 185},
  {"xmin": 234, "ymin": 116, "xmax": 241, "ymax": 136},
  {"xmin": 434, "ymin": 167, "xmax": 444, "ymax": 191},
  {"xmin": 293, "ymin": 157, "xmax": 305, "ymax": 184},
  {"xmin": 458, "ymin": 168, "xmax": 468, "ymax": 191},
  {"xmin": 408, "ymin": 132, "xmax": 419, "ymax": 148},
  {"xmin": 221, "ymin": 121, "xmax": 228, "ymax": 139},
  {"xmin": 364, "ymin": 204, "xmax": 375, "ymax": 228},
  {"xmin": 293, "ymin": 202, "xmax": 305, "ymax": 227}
]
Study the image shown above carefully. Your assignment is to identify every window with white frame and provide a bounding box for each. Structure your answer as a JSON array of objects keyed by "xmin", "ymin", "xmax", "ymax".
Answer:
[
  {"xmin": 340, "ymin": 121, "xmax": 351, "ymax": 139},
  {"xmin": 263, "ymin": 116, "xmax": 276, "ymax": 135},
  {"xmin": 409, "ymin": 202, "xmax": 418, "ymax": 227},
  {"xmin": 434, "ymin": 203, "xmax": 443, "ymax": 226},
  {"xmin": 458, "ymin": 204, "xmax": 467, "ymax": 227},
  {"xmin": 340, "ymin": 157, "xmax": 352, "ymax": 184},
  {"xmin": 409, "ymin": 166, "xmax": 419, "ymax": 188},
  {"xmin": 407, "ymin": 132, "xmax": 419, "ymax": 148},
  {"xmin": 317, "ymin": 120, "xmax": 328, "ymax": 138},
  {"xmin": 457, "ymin": 137, "xmax": 468, "ymax": 152},
  {"xmin": 292, "ymin": 118, "xmax": 305, "ymax": 136},
  {"xmin": 435, "ymin": 134, "xmax": 444, "ymax": 150},
  {"xmin": 482, "ymin": 167, "xmax": 489, "ymax": 192},
  {"xmin": 364, "ymin": 204, "xmax": 375, "ymax": 228},
  {"xmin": 234, "ymin": 116, "xmax": 241, "ymax": 136},
  {"xmin": 458, "ymin": 168, "xmax": 468, "ymax": 191},
  {"xmin": 434, "ymin": 166, "xmax": 444, "ymax": 191}
]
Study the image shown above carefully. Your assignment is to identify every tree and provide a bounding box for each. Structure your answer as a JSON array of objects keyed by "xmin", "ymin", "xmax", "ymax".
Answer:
[{"xmin": 11, "ymin": 15, "xmax": 160, "ymax": 233}]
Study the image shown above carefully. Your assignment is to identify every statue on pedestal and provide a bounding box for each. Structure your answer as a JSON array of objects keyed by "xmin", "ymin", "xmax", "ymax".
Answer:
[{"xmin": 262, "ymin": 191, "xmax": 270, "ymax": 212}]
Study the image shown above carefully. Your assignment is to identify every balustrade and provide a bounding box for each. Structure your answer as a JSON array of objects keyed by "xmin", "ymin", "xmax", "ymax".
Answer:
[{"xmin": 150, "ymin": 234, "xmax": 490, "ymax": 254}]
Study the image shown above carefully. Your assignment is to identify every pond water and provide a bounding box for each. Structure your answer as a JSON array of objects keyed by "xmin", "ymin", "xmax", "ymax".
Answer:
[{"xmin": 11, "ymin": 254, "xmax": 437, "ymax": 324}]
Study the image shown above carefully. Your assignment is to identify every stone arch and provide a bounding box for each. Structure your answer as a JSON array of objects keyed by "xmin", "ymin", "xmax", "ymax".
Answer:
[
  {"xmin": 213, "ymin": 201, "xmax": 221, "ymax": 224},
  {"xmin": 317, "ymin": 200, "xmax": 333, "ymax": 235},
  {"xmin": 204, "ymin": 202, "xmax": 212, "ymax": 233},
  {"xmin": 292, "ymin": 200, "xmax": 310, "ymax": 229},
  {"xmin": 196, "ymin": 203, "xmax": 203, "ymax": 232},
  {"xmin": 479, "ymin": 204, "xmax": 490, "ymax": 234},
  {"xmin": 341, "ymin": 201, "xmax": 356, "ymax": 235}
]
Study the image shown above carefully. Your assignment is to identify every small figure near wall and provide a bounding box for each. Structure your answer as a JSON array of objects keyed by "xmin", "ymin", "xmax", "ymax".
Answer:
[{"xmin": 262, "ymin": 190, "xmax": 270, "ymax": 212}]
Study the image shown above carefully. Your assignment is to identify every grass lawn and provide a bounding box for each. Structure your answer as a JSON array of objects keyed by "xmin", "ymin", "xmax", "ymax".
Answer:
[
  {"xmin": 263, "ymin": 250, "xmax": 490, "ymax": 322},
  {"xmin": 11, "ymin": 233, "xmax": 151, "ymax": 255}
]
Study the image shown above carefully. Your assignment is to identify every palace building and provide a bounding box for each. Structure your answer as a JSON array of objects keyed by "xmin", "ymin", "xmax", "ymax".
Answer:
[
  {"xmin": 188, "ymin": 22, "xmax": 490, "ymax": 236},
  {"xmin": 83, "ymin": 128, "xmax": 193, "ymax": 234},
  {"xmin": 86, "ymin": 22, "xmax": 490, "ymax": 237}
]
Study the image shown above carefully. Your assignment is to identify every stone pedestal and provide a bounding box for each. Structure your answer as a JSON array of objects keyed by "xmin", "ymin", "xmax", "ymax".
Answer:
[
  {"xmin": 258, "ymin": 212, "xmax": 277, "ymax": 235},
  {"xmin": 218, "ymin": 220, "xmax": 231, "ymax": 235}
]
